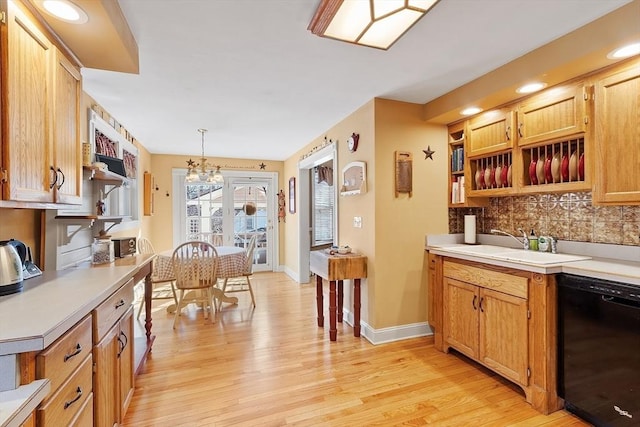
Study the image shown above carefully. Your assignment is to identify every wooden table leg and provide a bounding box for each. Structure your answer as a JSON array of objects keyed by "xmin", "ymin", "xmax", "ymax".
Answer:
[
  {"xmin": 316, "ymin": 275, "xmax": 324, "ymax": 327},
  {"xmin": 329, "ymin": 280, "xmax": 337, "ymax": 341},
  {"xmin": 353, "ymin": 278, "xmax": 361, "ymax": 337},
  {"xmin": 144, "ymin": 272, "xmax": 153, "ymax": 342},
  {"xmin": 337, "ymin": 280, "xmax": 344, "ymax": 322}
]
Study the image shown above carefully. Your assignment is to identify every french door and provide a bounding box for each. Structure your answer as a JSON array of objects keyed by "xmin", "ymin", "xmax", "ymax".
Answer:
[
  {"xmin": 224, "ymin": 178, "xmax": 273, "ymax": 272},
  {"xmin": 175, "ymin": 170, "xmax": 277, "ymax": 273}
]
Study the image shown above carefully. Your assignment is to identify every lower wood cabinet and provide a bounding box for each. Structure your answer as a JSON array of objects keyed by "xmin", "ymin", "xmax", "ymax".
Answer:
[
  {"xmin": 35, "ymin": 315, "xmax": 93, "ymax": 426},
  {"xmin": 93, "ymin": 280, "xmax": 135, "ymax": 427},
  {"xmin": 444, "ymin": 278, "xmax": 528, "ymax": 385},
  {"xmin": 432, "ymin": 256, "xmax": 561, "ymax": 414}
]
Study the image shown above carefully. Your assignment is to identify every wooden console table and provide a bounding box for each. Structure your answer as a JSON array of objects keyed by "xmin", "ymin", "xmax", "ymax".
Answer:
[{"xmin": 310, "ymin": 251, "xmax": 367, "ymax": 341}]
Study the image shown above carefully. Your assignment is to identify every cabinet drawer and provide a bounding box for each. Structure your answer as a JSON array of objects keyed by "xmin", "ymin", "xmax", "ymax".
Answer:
[
  {"xmin": 37, "ymin": 355, "xmax": 92, "ymax": 427},
  {"xmin": 36, "ymin": 315, "xmax": 91, "ymax": 396},
  {"xmin": 443, "ymin": 261, "xmax": 528, "ymax": 299},
  {"xmin": 93, "ymin": 278, "xmax": 134, "ymax": 342},
  {"xmin": 70, "ymin": 392, "xmax": 93, "ymax": 427}
]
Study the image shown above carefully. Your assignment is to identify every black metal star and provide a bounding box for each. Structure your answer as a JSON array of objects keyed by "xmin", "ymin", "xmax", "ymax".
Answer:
[
  {"xmin": 259, "ymin": 162, "xmax": 266, "ymax": 170},
  {"xmin": 186, "ymin": 159, "xmax": 196, "ymax": 167},
  {"xmin": 423, "ymin": 146, "xmax": 435, "ymax": 160}
]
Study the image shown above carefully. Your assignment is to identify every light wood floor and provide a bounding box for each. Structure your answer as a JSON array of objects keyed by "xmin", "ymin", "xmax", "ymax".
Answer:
[{"xmin": 124, "ymin": 272, "xmax": 589, "ymax": 427}]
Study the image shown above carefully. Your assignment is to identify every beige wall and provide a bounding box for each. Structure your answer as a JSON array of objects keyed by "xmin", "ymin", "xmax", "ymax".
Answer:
[
  {"xmin": 282, "ymin": 99, "xmax": 449, "ymax": 330},
  {"xmin": 0, "ymin": 209, "xmax": 42, "ymax": 265},
  {"xmin": 372, "ymin": 99, "xmax": 449, "ymax": 328},
  {"xmin": 147, "ymin": 154, "xmax": 284, "ymax": 255},
  {"xmin": 281, "ymin": 100, "xmax": 376, "ymax": 279}
]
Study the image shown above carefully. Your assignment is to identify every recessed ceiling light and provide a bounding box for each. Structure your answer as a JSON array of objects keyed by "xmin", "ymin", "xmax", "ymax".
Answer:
[
  {"xmin": 516, "ymin": 82, "xmax": 547, "ymax": 94},
  {"xmin": 607, "ymin": 42, "xmax": 640, "ymax": 59},
  {"xmin": 461, "ymin": 107, "xmax": 482, "ymax": 116},
  {"xmin": 35, "ymin": 0, "xmax": 88, "ymax": 24}
]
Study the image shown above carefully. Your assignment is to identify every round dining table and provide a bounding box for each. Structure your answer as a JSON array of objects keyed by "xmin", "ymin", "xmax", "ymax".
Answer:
[{"xmin": 155, "ymin": 245, "xmax": 247, "ymax": 311}]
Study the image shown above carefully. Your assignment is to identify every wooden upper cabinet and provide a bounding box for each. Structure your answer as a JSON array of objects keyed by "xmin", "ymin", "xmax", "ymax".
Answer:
[
  {"xmin": 5, "ymin": 0, "xmax": 54, "ymax": 203},
  {"xmin": 52, "ymin": 50, "xmax": 82, "ymax": 205},
  {"xmin": 593, "ymin": 58, "xmax": 640, "ymax": 205},
  {"xmin": 1, "ymin": 1, "xmax": 82, "ymax": 205},
  {"xmin": 467, "ymin": 108, "xmax": 515, "ymax": 157},
  {"xmin": 516, "ymin": 82, "xmax": 589, "ymax": 147}
]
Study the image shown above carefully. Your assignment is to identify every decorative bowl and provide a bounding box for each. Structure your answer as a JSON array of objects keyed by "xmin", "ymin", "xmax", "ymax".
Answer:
[{"xmin": 337, "ymin": 246, "xmax": 352, "ymax": 254}]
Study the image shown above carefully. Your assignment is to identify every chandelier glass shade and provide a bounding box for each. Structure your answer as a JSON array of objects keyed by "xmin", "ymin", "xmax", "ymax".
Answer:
[{"xmin": 185, "ymin": 128, "xmax": 224, "ymax": 184}]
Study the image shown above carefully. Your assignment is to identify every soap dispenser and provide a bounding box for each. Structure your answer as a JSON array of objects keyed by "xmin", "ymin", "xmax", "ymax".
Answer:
[{"xmin": 529, "ymin": 229, "xmax": 538, "ymax": 251}]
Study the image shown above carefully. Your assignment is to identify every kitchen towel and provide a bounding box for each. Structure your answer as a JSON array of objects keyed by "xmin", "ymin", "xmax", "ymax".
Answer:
[{"xmin": 464, "ymin": 215, "xmax": 476, "ymax": 244}]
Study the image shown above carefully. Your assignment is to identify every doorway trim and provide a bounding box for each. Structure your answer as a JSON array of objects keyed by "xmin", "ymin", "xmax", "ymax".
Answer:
[{"xmin": 297, "ymin": 142, "xmax": 338, "ymax": 283}]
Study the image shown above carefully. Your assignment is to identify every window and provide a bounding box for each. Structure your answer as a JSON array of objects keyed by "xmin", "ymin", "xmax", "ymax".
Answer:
[{"xmin": 311, "ymin": 162, "xmax": 334, "ymax": 248}]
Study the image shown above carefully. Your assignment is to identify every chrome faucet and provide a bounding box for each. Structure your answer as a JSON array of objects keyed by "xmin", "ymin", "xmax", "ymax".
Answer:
[{"xmin": 490, "ymin": 228, "xmax": 530, "ymax": 250}]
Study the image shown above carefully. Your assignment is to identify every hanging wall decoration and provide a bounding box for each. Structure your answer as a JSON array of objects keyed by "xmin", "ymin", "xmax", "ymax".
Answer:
[
  {"xmin": 395, "ymin": 151, "xmax": 413, "ymax": 197},
  {"xmin": 422, "ymin": 146, "xmax": 435, "ymax": 160},
  {"xmin": 278, "ymin": 190, "xmax": 286, "ymax": 222}
]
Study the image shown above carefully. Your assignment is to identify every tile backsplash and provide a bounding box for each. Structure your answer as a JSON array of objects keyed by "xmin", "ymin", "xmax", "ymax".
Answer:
[{"xmin": 449, "ymin": 192, "xmax": 640, "ymax": 246}]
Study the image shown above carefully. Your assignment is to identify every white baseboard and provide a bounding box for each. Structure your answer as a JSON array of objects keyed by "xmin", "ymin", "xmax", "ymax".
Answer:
[{"xmin": 343, "ymin": 309, "xmax": 433, "ymax": 345}]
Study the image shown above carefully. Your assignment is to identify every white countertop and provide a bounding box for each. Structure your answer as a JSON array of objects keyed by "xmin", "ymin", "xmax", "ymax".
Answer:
[
  {"xmin": 0, "ymin": 254, "xmax": 154, "ymax": 355},
  {"xmin": 427, "ymin": 234, "xmax": 640, "ymax": 286},
  {"xmin": 0, "ymin": 380, "xmax": 49, "ymax": 427}
]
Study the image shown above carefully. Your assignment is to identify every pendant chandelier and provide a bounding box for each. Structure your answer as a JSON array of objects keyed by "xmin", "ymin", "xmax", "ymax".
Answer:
[{"xmin": 185, "ymin": 128, "xmax": 224, "ymax": 184}]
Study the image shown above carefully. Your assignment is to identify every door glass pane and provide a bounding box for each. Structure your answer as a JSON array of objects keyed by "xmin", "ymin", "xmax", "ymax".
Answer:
[
  {"xmin": 185, "ymin": 183, "xmax": 223, "ymax": 245},
  {"xmin": 232, "ymin": 182, "xmax": 269, "ymax": 268}
]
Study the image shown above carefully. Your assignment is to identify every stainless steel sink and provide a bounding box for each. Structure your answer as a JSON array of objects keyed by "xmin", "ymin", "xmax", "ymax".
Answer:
[{"xmin": 439, "ymin": 245, "xmax": 591, "ymax": 265}]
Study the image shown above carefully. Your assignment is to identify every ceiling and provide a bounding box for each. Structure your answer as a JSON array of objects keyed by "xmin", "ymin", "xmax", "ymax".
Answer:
[{"xmin": 76, "ymin": 0, "xmax": 634, "ymax": 161}]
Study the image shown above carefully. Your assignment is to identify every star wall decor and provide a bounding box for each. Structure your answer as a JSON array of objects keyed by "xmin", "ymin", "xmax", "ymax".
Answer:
[
  {"xmin": 423, "ymin": 146, "xmax": 435, "ymax": 160},
  {"xmin": 259, "ymin": 162, "xmax": 266, "ymax": 170},
  {"xmin": 186, "ymin": 159, "xmax": 196, "ymax": 167}
]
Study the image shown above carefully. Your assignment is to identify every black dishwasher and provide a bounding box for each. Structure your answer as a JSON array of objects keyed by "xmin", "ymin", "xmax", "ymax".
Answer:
[{"xmin": 557, "ymin": 274, "xmax": 640, "ymax": 427}]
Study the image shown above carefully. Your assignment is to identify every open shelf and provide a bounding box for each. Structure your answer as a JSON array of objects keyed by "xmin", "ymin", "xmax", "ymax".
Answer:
[{"xmin": 83, "ymin": 166, "xmax": 130, "ymax": 185}]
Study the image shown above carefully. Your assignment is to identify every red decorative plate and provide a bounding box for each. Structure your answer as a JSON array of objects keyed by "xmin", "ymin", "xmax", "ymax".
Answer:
[
  {"xmin": 578, "ymin": 153, "xmax": 585, "ymax": 180},
  {"xmin": 529, "ymin": 159, "xmax": 538, "ymax": 185},
  {"xmin": 561, "ymin": 153, "xmax": 569, "ymax": 182}
]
